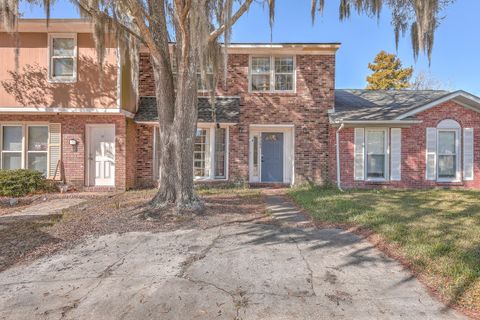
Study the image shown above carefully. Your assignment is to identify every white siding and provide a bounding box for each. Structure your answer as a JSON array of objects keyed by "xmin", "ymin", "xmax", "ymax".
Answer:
[
  {"xmin": 390, "ymin": 128, "xmax": 402, "ymax": 181},
  {"xmin": 426, "ymin": 127, "xmax": 437, "ymax": 180},
  {"xmin": 463, "ymin": 128, "xmax": 474, "ymax": 181}
]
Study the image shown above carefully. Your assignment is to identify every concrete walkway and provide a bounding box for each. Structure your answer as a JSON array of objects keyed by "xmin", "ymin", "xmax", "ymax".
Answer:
[
  {"xmin": 0, "ymin": 195, "xmax": 466, "ymax": 319},
  {"xmin": 4, "ymin": 198, "xmax": 85, "ymax": 217}
]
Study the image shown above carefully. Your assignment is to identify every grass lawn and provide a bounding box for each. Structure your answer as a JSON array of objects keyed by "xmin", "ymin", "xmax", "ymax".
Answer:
[{"xmin": 288, "ymin": 186, "xmax": 480, "ymax": 316}]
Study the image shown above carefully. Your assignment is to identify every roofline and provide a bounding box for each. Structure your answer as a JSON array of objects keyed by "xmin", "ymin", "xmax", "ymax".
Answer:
[
  {"xmin": 395, "ymin": 90, "xmax": 480, "ymax": 120},
  {"xmin": 1, "ymin": 18, "xmax": 93, "ymax": 33},
  {"xmin": 330, "ymin": 119, "xmax": 423, "ymax": 127}
]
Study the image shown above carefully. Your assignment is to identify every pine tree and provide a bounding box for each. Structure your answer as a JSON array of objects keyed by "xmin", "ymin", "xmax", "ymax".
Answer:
[{"xmin": 366, "ymin": 51, "xmax": 413, "ymax": 90}]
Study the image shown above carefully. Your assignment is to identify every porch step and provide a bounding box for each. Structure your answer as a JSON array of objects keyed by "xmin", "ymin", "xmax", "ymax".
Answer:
[
  {"xmin": 249, "ymin": 183, "xmax": 290, "ymax": 189},
  {"xmin": 83, "ymin": 186, "xmax": 117, "ymax": 192}
]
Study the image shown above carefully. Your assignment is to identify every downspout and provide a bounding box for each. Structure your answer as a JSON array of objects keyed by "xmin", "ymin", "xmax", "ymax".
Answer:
[{"xmin": 336, "ymin": 123, "xmax": 345, "ymax": 191}]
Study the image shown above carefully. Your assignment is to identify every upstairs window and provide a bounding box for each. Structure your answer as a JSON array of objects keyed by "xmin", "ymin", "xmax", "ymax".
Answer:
[
  {"xmin": 171, "ymin": 58, "xmax": 214, "ymax": 92},
  {"xmin": 49, "ymin": 34, "xmax": 77, "ymax": 82},
  {"xmin": 250, "ymin": 56, "xmax": 295, "ymax": 92}
]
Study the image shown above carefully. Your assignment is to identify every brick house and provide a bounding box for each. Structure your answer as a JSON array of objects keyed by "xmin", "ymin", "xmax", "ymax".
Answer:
[{"xmin": 1, "ymin": 19, "xmax": 480, "ymax": 190}]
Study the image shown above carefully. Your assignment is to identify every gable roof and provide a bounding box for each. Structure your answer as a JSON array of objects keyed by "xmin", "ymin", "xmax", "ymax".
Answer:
[
  {"xmin": 332, "ymin": 89, "xmax": 480, "ymax": 123},
  {"xmin": 135, "ymin": 96, "xmax": 240, "ymax": 123}
]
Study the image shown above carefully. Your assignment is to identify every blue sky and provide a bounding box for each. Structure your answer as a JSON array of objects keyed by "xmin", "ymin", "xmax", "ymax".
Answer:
[{"xmin": 20, "ymin": 0, "xmax": 480, "ymax": 95}]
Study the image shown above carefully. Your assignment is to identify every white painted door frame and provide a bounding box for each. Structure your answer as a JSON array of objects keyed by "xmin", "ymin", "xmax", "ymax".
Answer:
[
  {"xmin": 85, "ymin": 124, "xmax": 116, "ymax": 187},
  {"xmin": 249, "ymin": 124, "xmax": 295, "ymax": 184}
]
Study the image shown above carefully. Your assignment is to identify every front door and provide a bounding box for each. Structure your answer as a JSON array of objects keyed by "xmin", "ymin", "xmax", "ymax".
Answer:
[
  {"xmin": 88, "ymin": 126, "xmax": 115, "ymax": 186},
  {"xmin": 261, "ymin": 132, "xmax": 284, "ymax": 182}
]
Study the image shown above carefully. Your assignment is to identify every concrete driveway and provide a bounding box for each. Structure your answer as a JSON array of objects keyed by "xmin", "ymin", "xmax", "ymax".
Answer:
[{"xmin": 0, "ymin": 219, "xmax": 464, "ymax": 319}]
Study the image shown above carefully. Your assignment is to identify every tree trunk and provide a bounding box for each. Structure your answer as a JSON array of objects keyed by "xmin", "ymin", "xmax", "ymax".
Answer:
[{"xmin": 149, "ymin": 49, "xmax": 202, "ymax": 212}]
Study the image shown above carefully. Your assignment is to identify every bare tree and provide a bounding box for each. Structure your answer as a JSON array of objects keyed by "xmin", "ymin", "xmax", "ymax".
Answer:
[
  {"xmin": 0, "ymin": 0, "xmax": 453, "ymax": 211},
  {"xmin": 411, "ymin": 70, "xmax": 453, "ymax": 90}
]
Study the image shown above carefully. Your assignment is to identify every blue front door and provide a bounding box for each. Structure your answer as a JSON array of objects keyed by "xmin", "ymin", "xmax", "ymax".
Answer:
[{"xmin": 261, "ymin": 132, "xmax": 284, "ymax": 182}]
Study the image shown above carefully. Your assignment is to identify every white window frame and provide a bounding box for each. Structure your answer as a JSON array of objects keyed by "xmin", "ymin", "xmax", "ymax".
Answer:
[
  {"xmin": 153, "ymin": 124, "xmax": 229, "ymax": 181},
  {"xmin": 249, "ymin": 55, "xmax": 296, "ymax": 93},
  {"xmin": 48, "ymin": 33, "xmax": 78, "ymax": 83},
  {"xmin": 0, "ymin": 123, "xmax": 50, "ymax": 176},
  {"xmin": 365, "ymin": 128, "xmax": 389, "ymax": 181},
  {"xmin": 436, "ymin": 124, "xmax": 461, "ymax": 183}
]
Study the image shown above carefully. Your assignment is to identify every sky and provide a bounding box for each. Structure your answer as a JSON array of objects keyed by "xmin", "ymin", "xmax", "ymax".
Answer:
[{"xmin": 20, "ymin": 0, "xmax": 480, "ymax": 95}]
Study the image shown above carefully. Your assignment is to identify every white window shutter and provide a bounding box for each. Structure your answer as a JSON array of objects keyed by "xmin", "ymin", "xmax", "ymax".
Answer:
[
  {"xmin": 426, "ymin": 127, "xmax": 437, "ymax": 180},
  {"xmin": 390, "ymin": 128, "xmax": 402, "ymax": 181},
  {"xmin": 48, "ymin": 123, "xmax": 62, "ymax": 179},
  {"xmin": 354, "ymin": 128, "xmax": 365, "ymax": 180},
  {"xmin": 463, "ymin": 128, "xmax": 474, "ymax": 181}
]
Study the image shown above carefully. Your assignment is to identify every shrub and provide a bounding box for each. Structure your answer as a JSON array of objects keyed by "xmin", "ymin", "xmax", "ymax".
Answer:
[{"xmin": 0, "ymin": 169, "xmax": 54, "ymax": 197}]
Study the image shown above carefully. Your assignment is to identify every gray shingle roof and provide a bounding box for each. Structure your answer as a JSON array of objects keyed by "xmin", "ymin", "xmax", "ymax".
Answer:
[
  {"xmin": 135, "ymin": 96, "xmax": 240, "ymax": 123},
  {"xmin": 332, "ymin": 89, "xmax": 450, "ymax": 121}
]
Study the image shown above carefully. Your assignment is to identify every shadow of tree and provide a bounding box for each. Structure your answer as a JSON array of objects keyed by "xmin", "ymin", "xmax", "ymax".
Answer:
[
  {"xmin": 0, "ymin": 214, "xmax": 64, "ymax": 272},
  {"xmin": 1, "ymin": 56, "xmax": 117, "ymax": 108}
]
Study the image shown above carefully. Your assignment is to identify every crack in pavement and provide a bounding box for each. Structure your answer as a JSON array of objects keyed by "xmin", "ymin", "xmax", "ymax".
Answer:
[{"xmin": 288, "ymin": 234, "xmax": 317, "ymax": 297}]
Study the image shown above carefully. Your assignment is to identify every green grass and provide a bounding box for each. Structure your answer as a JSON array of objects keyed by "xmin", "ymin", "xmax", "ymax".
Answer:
[{"xmin": 288, "ymin": 186, "xmax": 480, "ymax": 314}]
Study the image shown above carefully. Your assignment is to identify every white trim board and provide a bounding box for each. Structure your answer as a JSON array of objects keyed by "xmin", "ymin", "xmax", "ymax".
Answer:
[
  {"xmin": 395, "ymin": 91, "xmax": 480, "ymax": 120},
  {"xmin": 0, "ymin": 107, "xmax": 135, "ymax": 118}
]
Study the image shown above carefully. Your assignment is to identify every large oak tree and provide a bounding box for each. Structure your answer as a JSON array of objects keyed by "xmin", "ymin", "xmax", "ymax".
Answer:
[{"xmin": 0, "ymin": 0, "xmax": 453, "ymax": 210}]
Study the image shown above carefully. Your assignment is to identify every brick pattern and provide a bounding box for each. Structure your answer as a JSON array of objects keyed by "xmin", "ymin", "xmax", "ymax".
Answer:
[
  {"xmin": 329, "ymin": 101, "xmax": 480, "ymax": 189},
  {"xmin": 135, "ymin": 124, "xmax": 156, "ymax": 187},
  {"xmin": 138, "ymin": 53, "xmax": 336, "ymax": 185},
  {"xmin": 0, "ymin": 114, "xmax": 128, "ymax": 190}
]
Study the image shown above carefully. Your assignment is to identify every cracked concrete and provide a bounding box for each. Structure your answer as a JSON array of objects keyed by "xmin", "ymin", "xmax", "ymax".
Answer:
[{"xmin": 0, "ymin": 197, "xmax": 466, "ymax": 319}]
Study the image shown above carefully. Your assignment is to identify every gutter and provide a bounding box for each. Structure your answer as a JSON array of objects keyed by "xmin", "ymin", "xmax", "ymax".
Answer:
[
  {"xmin": 330, "ymin": 120, "xmax": 422, "ymax": 126},
  {"xmin": 335, "ymin": 123, "xmax": 345, "ymax": 191}
]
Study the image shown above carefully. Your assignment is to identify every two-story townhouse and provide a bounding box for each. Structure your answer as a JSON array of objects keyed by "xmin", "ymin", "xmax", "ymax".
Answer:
[
  {"xmin": 0, "ymin": 19, "xmax": 137, "ymax": 190},
  {"xmin": 135, "ymin": 43, "xmax": 339, "ymax": 187}
]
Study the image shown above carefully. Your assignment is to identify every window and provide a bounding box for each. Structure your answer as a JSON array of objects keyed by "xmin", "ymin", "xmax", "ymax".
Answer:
[
  {"xmin": 435, "ymin": 120, "xmax": 461, "ymax": 181},
  {"xmin": 49, "ymin": 34, "xmax": 77, "ymax": 82},
  {"xmin": 1, "ymin": 124, "xmax": 50, "ymax": 176},
  {"xmin": 250, "ymin": 56, "xmax": 295, "ymax": 92},
  {"xmin": 194, "ymin": 128, "xmax": 209, "ymax": 177},
  {"xmin": 365, "ymin": 129, "xmax": 388, "ymax": 179},
  {"xmin": 171, "ymin": 58, "xmax": 214, "ymax": 91},
  {"xmin": 214, "ymin": 128, "xmax": 226, "ymax": 178},
  {"xmin": 27, "ymin": 126, "xmax": 49, "ymax": 176}
]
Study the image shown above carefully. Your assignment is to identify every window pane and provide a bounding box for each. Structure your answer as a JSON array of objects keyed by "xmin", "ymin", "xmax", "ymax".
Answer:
[
  {"xmin": 367, "ymin": 131, "xmax": 385, "ymax": 154},
  {"xmin": 438, "ymin": 155, "xmax": 456, "ymax": 178},
  {"xmin": 275, "ymin": 74, "xmax": 293, "ymax": 91},
  {"xmin": 53, "ymin": 58, "xmax": 74, "ymax": 77},
  {"xmin": 367, "ymin": 155, "xmax": 385, "ymax": 178},
  {"xmin": 2, "ymin": 152, "xmax": 22, "ymax": 170},
  {"xmin": 214, "ymin": 128, "xmax": 226, "ymax": 178},
  {"xmin": 251, "ymin": 75, "xmax": 270, "ymax": 91},
  {"xmin": 28, "ymin": 153, "xmax": 48, "ymax": 176},
  {"xmin": 275, "ymin": 57, "xmax": 293, "ymax": 73},
  {"xmin": 194, "ymin": 129, "xmax": 208, "ymax": 177},
  {"xmin": 197, "ymin": 73, "xmax": 214, "ymax": 91},
  {"xmin": 53, "ymin": 38, "xmax": 74, "ymax": 56},
  {"xmin": 28, "ymin": 126, "xmax": 48, "ymax": 151},
  {"xmin": 438, "ymin": 131, "xmax": 456, "ymax": 155},
  {"xmin": 251, "ymin": 57, "xmax": 270, "ymax": 73},
  {"xmin": 3, "ymin": 126, "xmax": 22, "ymax": 151}
]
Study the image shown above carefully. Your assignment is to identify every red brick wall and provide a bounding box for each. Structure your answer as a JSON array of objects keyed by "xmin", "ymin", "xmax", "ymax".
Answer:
[
  {"xmin": 0, "ymin": 114, "xmax": 128, "ymax": 190},
  {"xmin": 138, "ymin": 53, "xmax": 336, "ymax": 184},
  {"xmin": 135, "ymin": 124, "xmax": 156, "ymax": 187},
  {"xmin": 330, "ymin": 101, "xmax": 480, "ymax": 189}
]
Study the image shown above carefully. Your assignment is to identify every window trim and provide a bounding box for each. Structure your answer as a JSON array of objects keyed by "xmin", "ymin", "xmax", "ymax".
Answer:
[
  {"xmin": 0, "ymin": 123, "xmax": 50, "ymax": 176},
  {"xmin": 153, "ymin": 124, "xmax": 229, "ymax": 181},
  {"xmin": 364, "ymin": 128, "xmax": 389, "ymax": 182},
  {"xmin": 248, "ymin": 55, "xmax": 296, "ymax": 93},
  {"xmin": 436, "ymin": 127, "xmax": 461, "ymax": 183},
  {"xmin": 48, "ymin": 33, "xmax": 78, "ymax": 83}
]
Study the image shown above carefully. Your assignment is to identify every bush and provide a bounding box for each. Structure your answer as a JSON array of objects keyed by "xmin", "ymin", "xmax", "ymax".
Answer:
[{"xmin": 0, "ymin": 169, "xmax": 54, "ymax": 197}]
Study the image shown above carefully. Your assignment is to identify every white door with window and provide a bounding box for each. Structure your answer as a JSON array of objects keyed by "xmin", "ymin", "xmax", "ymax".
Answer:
[{"xmin": 88, "ymin": 125, "xmax": 115, "ymax": 186}]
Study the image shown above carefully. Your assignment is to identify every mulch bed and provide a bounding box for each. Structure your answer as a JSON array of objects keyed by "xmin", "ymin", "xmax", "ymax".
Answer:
[{"xmin": 0, "ymin": 188, "xmax": 267, "ymax": 272}]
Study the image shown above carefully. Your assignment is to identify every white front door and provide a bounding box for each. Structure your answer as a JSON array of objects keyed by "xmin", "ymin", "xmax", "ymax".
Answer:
[{"xmin": 88, "ymin": 125, "xmax": 115, "ymax": 186}]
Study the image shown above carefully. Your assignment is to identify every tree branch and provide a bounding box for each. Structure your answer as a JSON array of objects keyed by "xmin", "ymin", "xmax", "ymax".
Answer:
[
  {"xmin": 73, "ymin": 0, "xmax": 145, "ymax": 44},
  {"xmin": 208, "ymin": 0, "xmax": 254, "ymax": 42}
]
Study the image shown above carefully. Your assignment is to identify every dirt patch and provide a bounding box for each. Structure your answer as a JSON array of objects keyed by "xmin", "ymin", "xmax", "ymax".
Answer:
[{"xmin": 0, "ymin": 188, "xmax": 267, "ymax": 272}]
